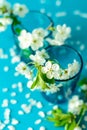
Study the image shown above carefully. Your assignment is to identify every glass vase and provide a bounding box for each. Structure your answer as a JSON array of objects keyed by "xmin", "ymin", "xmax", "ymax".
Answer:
[
  {"xmin": 11, "ymin": 10, "xmax": 53, "ymax": 63},
  {"xmin": 41, "ymin": 45, "xmax": 83, "ymax": 104}
]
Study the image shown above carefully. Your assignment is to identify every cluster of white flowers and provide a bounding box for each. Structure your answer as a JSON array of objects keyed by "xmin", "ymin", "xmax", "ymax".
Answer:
[
  {"xmin": 0, "ymin": 0, "xmax": 29, "ymax": 32},
  {"xmin": 47, "ymin": 24, "xmax": 71, "ymax": 46},
  {"xmin": 18, "ymin": 28, "xmax": 47, "ymax": 50},
  {"xmin": 60, "ymin": 59, "xmax": 80, "ymax": 80},
  {"xmin": 41, "ymin": 59, "xmax": 80, "ymax": 80},
  {"xmin": 0, "ymin": 0, "xmax": 29, "ymax": 17},
  {"xmin": 15, "ymin": 62, "xmax": 32, "ymax": 79},
  {"xmin": 30, "ymin": 49, "xmax": 49, "ymax": 65},
  {"xmin": 68, "ymin": 95, "xmax": 84, "ymax": 115},
  {"xmin": 68, "ymin": 59, "xmax": 80, "ymax": 78},
  {"xmin": 0, "ymin": 0, "xmax": 12, "ymax": 32},
  {"xmin": 15, "ymin": 48, "xmax": 80, "ymax": 92}
]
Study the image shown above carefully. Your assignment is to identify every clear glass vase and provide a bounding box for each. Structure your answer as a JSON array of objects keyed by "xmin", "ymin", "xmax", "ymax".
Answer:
[
  {"xmin": 41, "ymin": 45, "xmax": 83, "ymax": 104},
  {"xmin": 11, "ymin": 10, "xmax": 53, "ymax": 63}
]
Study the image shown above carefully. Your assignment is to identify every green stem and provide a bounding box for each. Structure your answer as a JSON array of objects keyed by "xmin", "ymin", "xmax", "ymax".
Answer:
[
  {"xmin": 47, "ymin": 26, "xmax": 55, "ymax": 31},
  {"xmin": 77, "ymin": 106, "xmax": 86, "ymax": 126}
]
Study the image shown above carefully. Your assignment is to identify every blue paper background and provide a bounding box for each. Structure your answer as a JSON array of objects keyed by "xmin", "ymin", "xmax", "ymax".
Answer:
[{"xmin": 0, "ymin": 0, "xmax": 87, "ymax": 130}]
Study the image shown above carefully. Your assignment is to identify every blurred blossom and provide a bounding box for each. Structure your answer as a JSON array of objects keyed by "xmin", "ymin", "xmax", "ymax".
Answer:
[{"xmin": 68, "ymin": 95, "xmax": 84, "ymax": 115}]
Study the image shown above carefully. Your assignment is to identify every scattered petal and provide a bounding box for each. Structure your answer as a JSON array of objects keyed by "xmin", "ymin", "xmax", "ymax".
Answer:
[
  {"xmin": 38, "ymin": 111, "xmax": 45, "ymax": 118},
  {"xmin": 11, "ymin": 118, "xmax": 19, "ymax": 125},
  {"xmin": 34, "ymin": 119, "xmax": 41, "ymax": 125}
]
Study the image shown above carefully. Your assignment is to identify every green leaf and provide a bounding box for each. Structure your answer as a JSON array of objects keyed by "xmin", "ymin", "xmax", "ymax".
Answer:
[
  {"xmin": 38, "ymin": 73, "xmax": 50, "ymax": 90},
  {"xmin": 79, "ymin": 78, "xmax": 87, "ymax": 86},
  {"xmin": 30, "ymin": 70, "xmax": 50, "ymax": 90},
  {"xmin": 31, "ymin": 74, "xmax": 39, "ymax": 89},
  {"xmin": 59, "ymin": 119, "xmax": 69, "ymax": 126},
  {"xmin": 15, "ymin": 28, "xmax": 22, "ymax": 35},
  {"xmin": 52, "ymin": 108, "xmax": 62, "ymax": 114},
  {"xmin": 47, "ymin": 117, "xmax": 57, "ymax": 122},
  {"xmin": 54, "ymin": 120, "xmax": 68, "ymax": 127},
  {"xmin": 47, "ymin": 108, "xmax": 76, "ymax": 129},
  {"xmin": 65, "ymin": 120, "xmax": 76, "ymax": 130},
  {"xmin": 12, "ymin": 16, "xmax": 21, "ymax": 25},
  {"xmin": 39, "ymin": 70, "xmax": 55, "ymax": 84}
]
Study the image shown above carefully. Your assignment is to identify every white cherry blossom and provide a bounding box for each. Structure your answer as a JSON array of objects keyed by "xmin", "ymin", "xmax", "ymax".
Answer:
[
  {"xmin": 18, "ymin": 30, "xmax": 32, "ymax": 49},
  {"xmin": 32, "ymin": 28, "xmax": 48, "ymax": 38},
  {"xmin": 48, "ymin": 24, "xmax": 71, "ymax": 46},
  {"xmin": 59, "ymin": 69, "xmax": 69, "ymax": 80},
  {"xmin": 30, "ymin": 34, "xmax": 44, "ymax": 51},
  {"xmin": 68, "ymin": 95, "xmax": 84, "ymax": 115},
  {"xmin": 46, "ymin": 38, "xmax": 64, "ymax": 46},
  {"xmin": 0, "ymin": 0, "xmax": 11, "ymax": 16},
  {"xmin": 81, "ymin": 84, "xmax": 87, "ymax": 90},
  {"xmin": 41, "ymin": 61, "xmax": 60, "ymax": 79},
  {"xmin": 35, "ymin": 49, "xmax": 49, "ymax": 59},
  {"xmin": 54, "ymin": 24, "xmax": 71, "ymax": 41},
  {"xmin": 30, "ymin": 49, "xmax": 49, "ymax": 65},
  {"xmin": 0, "ymin": 17, "xmax": 12, "ymax": 32},
  {"xmin": 13, "ymin": 3, "xmax": 29, "ymax": 17},
  {"xmin": 48, "ymin": 83, "xmax": 62, "ymax": 93},
  {"xmin": 4, "ymin": 17, "xmax": 12, "ymax": 24},
  {"xmin": 15, "ymin": 62, "xmax": 32, "ymax": 79},
  {"xmin": 68, "ymin": 59, "xmax": 80, "ymax": 78}
]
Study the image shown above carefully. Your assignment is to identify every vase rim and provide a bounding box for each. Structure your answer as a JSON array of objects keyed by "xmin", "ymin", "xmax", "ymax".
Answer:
[
  {"xmin": 46, "ymin": 45, "xmax": 83, "ymax": 82},
  {"xmin": 11, "ymin": 10, "xmax": 54, "ymax": 37}
]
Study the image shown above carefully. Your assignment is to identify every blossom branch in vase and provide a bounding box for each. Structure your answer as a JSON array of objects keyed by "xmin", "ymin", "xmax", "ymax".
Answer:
[{"xmin": 15, "ymin": 47, "xmax": 81, "ymax": 94}]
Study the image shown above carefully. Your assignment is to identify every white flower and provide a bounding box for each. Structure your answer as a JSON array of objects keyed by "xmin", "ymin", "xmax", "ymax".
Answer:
[
  {"xmin": 32, "ymin": 28, "xmax": 48, "ymax": 38},
  {"xmin": 81, "ymin": 84, "xmax": 87, "ymax": 90},
  {"xmin": 58, "ymin": 69, "xmax": 69, "ymax": 80},
  {"xmin": 13, "ymin": 3, "xmax": 29, "ymax": 17},
  {"xmin": 30, "ymin": 49, "xmax": 49, "ymax": 65},
  {"xmin": 2, "ymin": 17, "xmax": 12, "ymax": 25},
  {"xmin": 15, "ymin": 62, "xmax": 32, "ymax": 79},
  {"xmin": 36, "ymin": 49, "xmax": 49, "ymax": 59},
  {"xmin": 15, "ymin": 62, "xmax": 28, "ymax": 75},
  {"xmin": 41, "ymin": 61, "xmax": 60, "ymax": 79},
  {"xmin": 0, "ymin": 17, "xmax": 12, "ymax": 32},
  {"xmin": 46, "ymin": 38, "xmax": 64, "ymax": 46},
  {"xmin": 0, "ymin": 21, "xmax": 6, "ymax": 32},
  {"xmin": 68, "ymin": 95, "xmax": 84, "ymax": 115},
  {"xmin": 48, "ymin": 83, "xmax": 62, "ymax": 93},
  {"xmin": 48, "ymin": 24, "xmax": 71, "ymax": 46},
  {"xmin": 74, "ymin": 126, "xmax": 82, "ymax": 130},
  {"xmin": 18, "ymin": 30, "xmax": 32, "ymax": 49},
  {"xmin": 30, "ymin": 34, "xmax": 44, "ymax": 51},
  {"xmin": 68, "ymin": 59, "xmax": 80, "ymax": 78},
  {"xmin": 54, "ymin": 24, "xmax": 71, "ymax": 41},
  {"xmin": 0, "ymin": 0, "xmax": 11, "ymax": 16}
]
